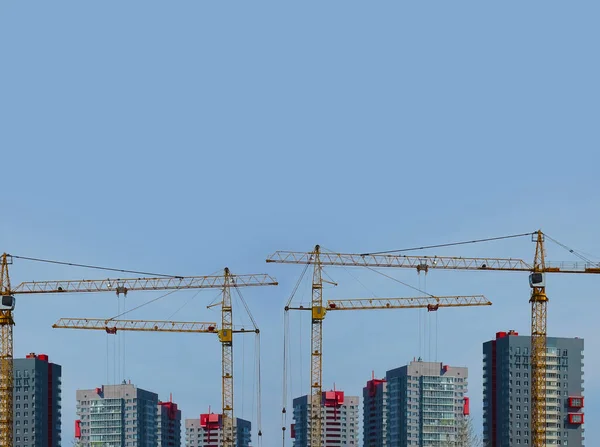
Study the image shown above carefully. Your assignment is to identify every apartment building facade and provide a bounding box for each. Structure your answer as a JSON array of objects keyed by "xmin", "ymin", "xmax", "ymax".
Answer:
[
  {"xmin": 158, "ymin": 396, "xmax": 182, "ymax": 447},
  {"xmin": 385, "ymin": 360, "xmax": 469, "ymax": 446},
  {"xmin": 363, "ymin": 375, "xmax": 387, "ymax": 447},
  {"xmin": 13, "ymin": 353, "xmax": 62, "ymax": 447},
  {"xmin": 291, "ymin": 390, "xmax": 360, "ymax": 447},
  {"xmin": 185, "ymin": 415, "xmax": 251, "ymax": 447},
  {"xmin": 75, "ymin": 383, "xmax": 159, "ymax": 447},
  {"xmin": 483, "ymin": 330, "xmax": 585, "ymax": 446}
]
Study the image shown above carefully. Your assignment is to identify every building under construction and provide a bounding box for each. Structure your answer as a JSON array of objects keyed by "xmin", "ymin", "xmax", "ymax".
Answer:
[
  {"xmin": 13, "ymin": 353, "xmax": 62, "ymax": 447},
  {"xmin": 158, "ymin": 397, "xmax": 182, "ymax": 447},
  {"xmin": 483, "ymin": 330, "xmax": 585, "ymax": 446},
  {"xmin": 74, "ymin": 383, "xmax": 166, "ymax": 447},
  {"xmin": 291, "ymin": 391, "xmax": 359, "ymax": 447},
  {"xmin": 185, "ymin": 415, "xmax": 251, "ymax": 447},
  {"xmin": 363, "ymin": 375, "xmax": 387, "ymax": 447},
  {"xmin": 384, "ymin": 360, "xmax": 469, "ymax": 446}
]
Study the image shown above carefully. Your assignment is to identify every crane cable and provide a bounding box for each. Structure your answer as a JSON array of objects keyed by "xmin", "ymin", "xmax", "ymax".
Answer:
[
  {"xmin": 321, "ymin": 247, "xmax": 378, "ymax": 297},
  {"xmin": 168, "ymin": 288, "xmax": 205, "ymax": 320},
  {"xmin": 109, "ymin": 269, "xmax": 220, "ymax": 320},
  {"xmin": 233, "ymin": 286, "xmax": 259, "ymax": 331},
  {"xmin": 106, "ymin": 331, "xmax": 110, "ymax": 385},
  {"xmin": 242, "ymin": 325, "xmax": 246, "ymax": 420},
  {"xmin": 117, "ymin": 294, "xmax": 120, "ymax": 384},
  {"xmin": 9, "ymin": 254, "xmax": 183, "ymax": 278},
  {"xmin": 123, "ymin": 293, "xmax": 126, "ymax": 383},
  {"xmin": 418, "ymin": 274, "xmax": 422, "ymax": 360},
  {"xmin": 360, "ymin": 232, "xmax": 533, "ymax": 255},
  {"xmin": 282, "ymin": 310, "xmax": 289, "ymax": 447},
  {"xmin": 544, "ymin": 233, "xmax": 600, "ymax": 265},
  {"xmin": 231, "ymin": 285, "xmax": 264, "ymax": 445},
  {"xmin": 109, "ymin": 289, "xmax": 179, "ymax": 320},
  {"xmin": 255, "ymin": 332, "xmax": 263, "ymax": 447},
  {"xmin": 365, "ymin": 266, "xmax": 435, "ymax": 298},
  {"xmin": 282, "ymin": 261, "xmax": 311, "ymax": 447}
]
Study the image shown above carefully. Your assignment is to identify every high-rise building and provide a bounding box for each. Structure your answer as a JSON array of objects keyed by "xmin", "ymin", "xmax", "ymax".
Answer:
[
  {"xmin": 75, "ymin": 383, "xmax": 159, "ymax": 447},
  {"xmin": 13, "ymin": 352, "xmax": 62, "ymax": 447},
  {"xmin": 291, "ymin": 390, "xmax": 360, "ymax": 447},
  {"xmin": 363, "ymin": 375, "xmax": 387, "ymax": 447},
  {"xmin": 385, "ymin": 360, "xmax": 469, "ymax": 446},
  {"xmin": 185, "ymin": 415, "xmax": 251, "ymax": 447},
  {"xmin": 483, "ymin": 330, "xmax": 585, "ymax": 447},
  {"xmin": 158, "ymin": 395, "xmax": 182, "ymax": 447}
]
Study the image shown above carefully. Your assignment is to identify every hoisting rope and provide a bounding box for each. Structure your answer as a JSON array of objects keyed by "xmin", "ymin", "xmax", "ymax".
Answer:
[
  {"xmin": 255, "ymin": 332, "xmax": 263, "ymax": 446},
  {"xmin": 122, "ymin": 293, "xmax": 126, "ymax": 383},
  {"xmin": 282, "ymin": 261, "xmax": 311, "ymax": 447},
  {"xmin": 242, "ymin": 327, "xmax": 246, "ymax": 419},
  {"xmin": 231, "ymin": 284, "xmax": 263, "ymax": 445},
  {"xmin": 282, "ymin": 310, "xmax": 289, "ymax": 447},
  {"xmin": 417, "ymin": 273, "xmax": 421, "ymax": 359}
]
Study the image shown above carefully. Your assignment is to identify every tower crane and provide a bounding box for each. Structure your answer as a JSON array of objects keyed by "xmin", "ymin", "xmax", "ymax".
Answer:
[
  {"xmin": 269, "ymin": 246, "xmax": 492, "ymax": 447},
  {"xmin": 0, "ymin": 253, "xmax": 276, "ymax": 447},
  {"xmin": 52, "ymin": 316, "xmax": 259, "ymax": 447},
  {"xmin": 267, "ymin": 231, "xmax": 600, "ymax": 447}
]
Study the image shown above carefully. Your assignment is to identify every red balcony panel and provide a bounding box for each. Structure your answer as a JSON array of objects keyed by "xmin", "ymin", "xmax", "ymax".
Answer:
[
  {"xmin": 568, "ymin": 396, "xmax": 584, "ymax": 408},
  {"xmin": 323, "ymin": 391, "xmax": 344, "ymax": 407},
  {"xmin": 568, "ymin": 413, "xmax": 584, "ymax": 424},
  {"xmin": 200, "ymin": 413, "xmax": 221, "ymax": 429}
]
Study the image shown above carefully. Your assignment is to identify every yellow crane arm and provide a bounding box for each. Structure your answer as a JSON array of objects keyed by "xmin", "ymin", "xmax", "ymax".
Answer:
[
  {"xmin": 13, "ymin": 274, "xmax": 278, "ymax": 294},
  {"xmin": 267, "ymin": 251, "xmax": 600, "ymax": 274},
  {"xmin": 52, "ymin": 318, "xmax": 219, "ymax": 333},
  {"xmin": 326, "ymin": 295, "xmax": 491, "ymax": 310}
]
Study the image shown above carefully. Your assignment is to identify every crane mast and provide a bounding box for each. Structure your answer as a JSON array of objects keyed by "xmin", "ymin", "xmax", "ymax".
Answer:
[
  {"xmin": 530, "ymin": 231, "xmax": 548, "ymax": 447},
  {"xmin": 0, "ymin": 255, "xmax": 14, "ymax": 447},
  {"xmin": 310, "ymin": 246, "xmax": 324, "ymax": 447},
  {"xmin": 221, "ymin": 268, "xmax": 235, "ymax": 447}
]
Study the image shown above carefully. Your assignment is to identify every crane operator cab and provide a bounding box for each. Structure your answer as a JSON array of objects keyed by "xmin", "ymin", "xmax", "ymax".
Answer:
[
  {"xmin": 529, "ymin": 272, "xmax": 546, "ymax": 288},
  {"xmin": 0, "ymin": 295, "xmax": 15, "ymax": 311}
]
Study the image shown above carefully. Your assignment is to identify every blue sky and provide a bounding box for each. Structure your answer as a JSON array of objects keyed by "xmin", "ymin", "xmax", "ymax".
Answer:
[{"xmin": 1, "ymin": 1, "xmax": 599, "ymax": 445}]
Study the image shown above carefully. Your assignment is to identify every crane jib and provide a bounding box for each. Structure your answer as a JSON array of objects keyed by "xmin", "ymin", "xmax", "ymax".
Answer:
[
  {"xmin": 266, "ymin": 251, "xmax": 600, "ymax": 273},
  {"xmin": 11, "ymin": 274, "xmax": 278, "ymax": 294}
]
